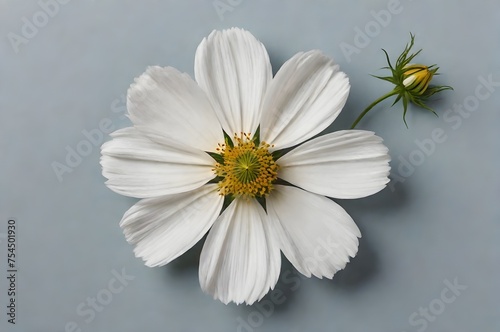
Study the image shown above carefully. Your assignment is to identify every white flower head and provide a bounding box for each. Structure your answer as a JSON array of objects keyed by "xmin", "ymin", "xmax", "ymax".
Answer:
[{"xmin": 101, "ymin": 28, "xmax": 391, "ymax": 305}]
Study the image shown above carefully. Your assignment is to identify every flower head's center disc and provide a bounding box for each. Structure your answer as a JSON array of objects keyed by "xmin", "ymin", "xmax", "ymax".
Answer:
[
  {"xmin": 234, "ymin": 151, "xmax": 260, "ymax": 183},
  {"xmin": 214, "ymin": 133, "xmax": 279, "ymax": 198}
]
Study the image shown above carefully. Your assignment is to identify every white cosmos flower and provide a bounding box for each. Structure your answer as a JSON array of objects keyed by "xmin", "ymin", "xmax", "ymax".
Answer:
[{"xmin": 101, "ymin": 28, "xmax": 390, "ymax": 305}]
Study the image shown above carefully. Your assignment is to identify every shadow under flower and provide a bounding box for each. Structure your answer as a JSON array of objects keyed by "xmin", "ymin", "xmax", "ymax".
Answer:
[
  {"xmin": 164, "ymin": 183, "xmax": 410, "ymax": 313},
  {"xmin": 330, "ymin": 230, "xmax": 379, "ymax": 289},
  {"xmin": 340, "ymin": 176, "xmax": 410, "ymax": 218},
  {"xmin": 167, "ymin": 235, "xmax": 205, "ymax": 275},
  {"xmin": 237, "ymin": 233, "xmax": 379, "ymax": 317}
]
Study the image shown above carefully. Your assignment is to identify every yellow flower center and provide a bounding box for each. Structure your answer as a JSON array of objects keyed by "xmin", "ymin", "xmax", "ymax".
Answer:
[{"xmin": 213, "ymin": 133, "xmax": 279, "ymax": 198}]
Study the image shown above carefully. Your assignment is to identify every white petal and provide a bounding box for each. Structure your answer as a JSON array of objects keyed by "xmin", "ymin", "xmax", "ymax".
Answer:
[
  {"xmin": 195, "ymin": 28, "xmax": 272, "ymax": 136},
  {"xmin": 199, "ymin": 198, "xmax": 280, "ymax": 305},
  {"xmin": 260, "ymin": 50, "xmax": 350, "ymax": 150},
  {"xmin": 266, "ymin": 185, "xmax": 361, "ymax": 279},
  {"xmin": 101, "ymin": 127, "xmax": 215, "ymax": 198},
  {"xmin": 278, "ymin": 130, "xmax": 391, "ymax": 199},
  {"xmin": 127, "ymin": 66, "xmax": 223, "ymax": 152},
  {"xmin": 120, "ymin": 184, "xmax": 223, "ymax": 267}
]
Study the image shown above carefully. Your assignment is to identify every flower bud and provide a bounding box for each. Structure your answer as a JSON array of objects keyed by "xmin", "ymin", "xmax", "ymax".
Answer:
[
  {"xmin": 351, "ymin": 34, "xmax": 453, "ymax": 129},
  {"xmin": 402, "ymin": 64, "xmax": 433, "ymax": 95}
]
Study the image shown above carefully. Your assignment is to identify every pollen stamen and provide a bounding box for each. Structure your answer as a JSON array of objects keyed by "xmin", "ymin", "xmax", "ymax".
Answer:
[{"xmin": 214, "ymin": 133, "xmax": 279, "ymax": 198}]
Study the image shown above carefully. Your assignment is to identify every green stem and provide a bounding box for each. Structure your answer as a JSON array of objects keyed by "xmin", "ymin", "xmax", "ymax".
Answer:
[{"xmin": 350, "ymin": 90, "xmax": 399, "ymax": 129}]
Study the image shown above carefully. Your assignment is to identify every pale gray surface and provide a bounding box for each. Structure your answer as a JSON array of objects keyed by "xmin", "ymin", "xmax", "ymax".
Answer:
[{"xmin": 1, "ymin": 0, "xmax": 499, "ymax": 331}]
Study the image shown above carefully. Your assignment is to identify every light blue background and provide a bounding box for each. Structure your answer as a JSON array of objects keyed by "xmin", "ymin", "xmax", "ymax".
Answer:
[{"xmin": 1, "ymin": 0, "xmax": 499, "ymax": 331}]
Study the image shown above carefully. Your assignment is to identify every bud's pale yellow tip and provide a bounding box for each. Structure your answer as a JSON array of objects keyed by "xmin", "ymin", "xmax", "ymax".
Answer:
[{"xmin": 402, "ymin": 64, "xmax": 433, "ymax": 95}]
